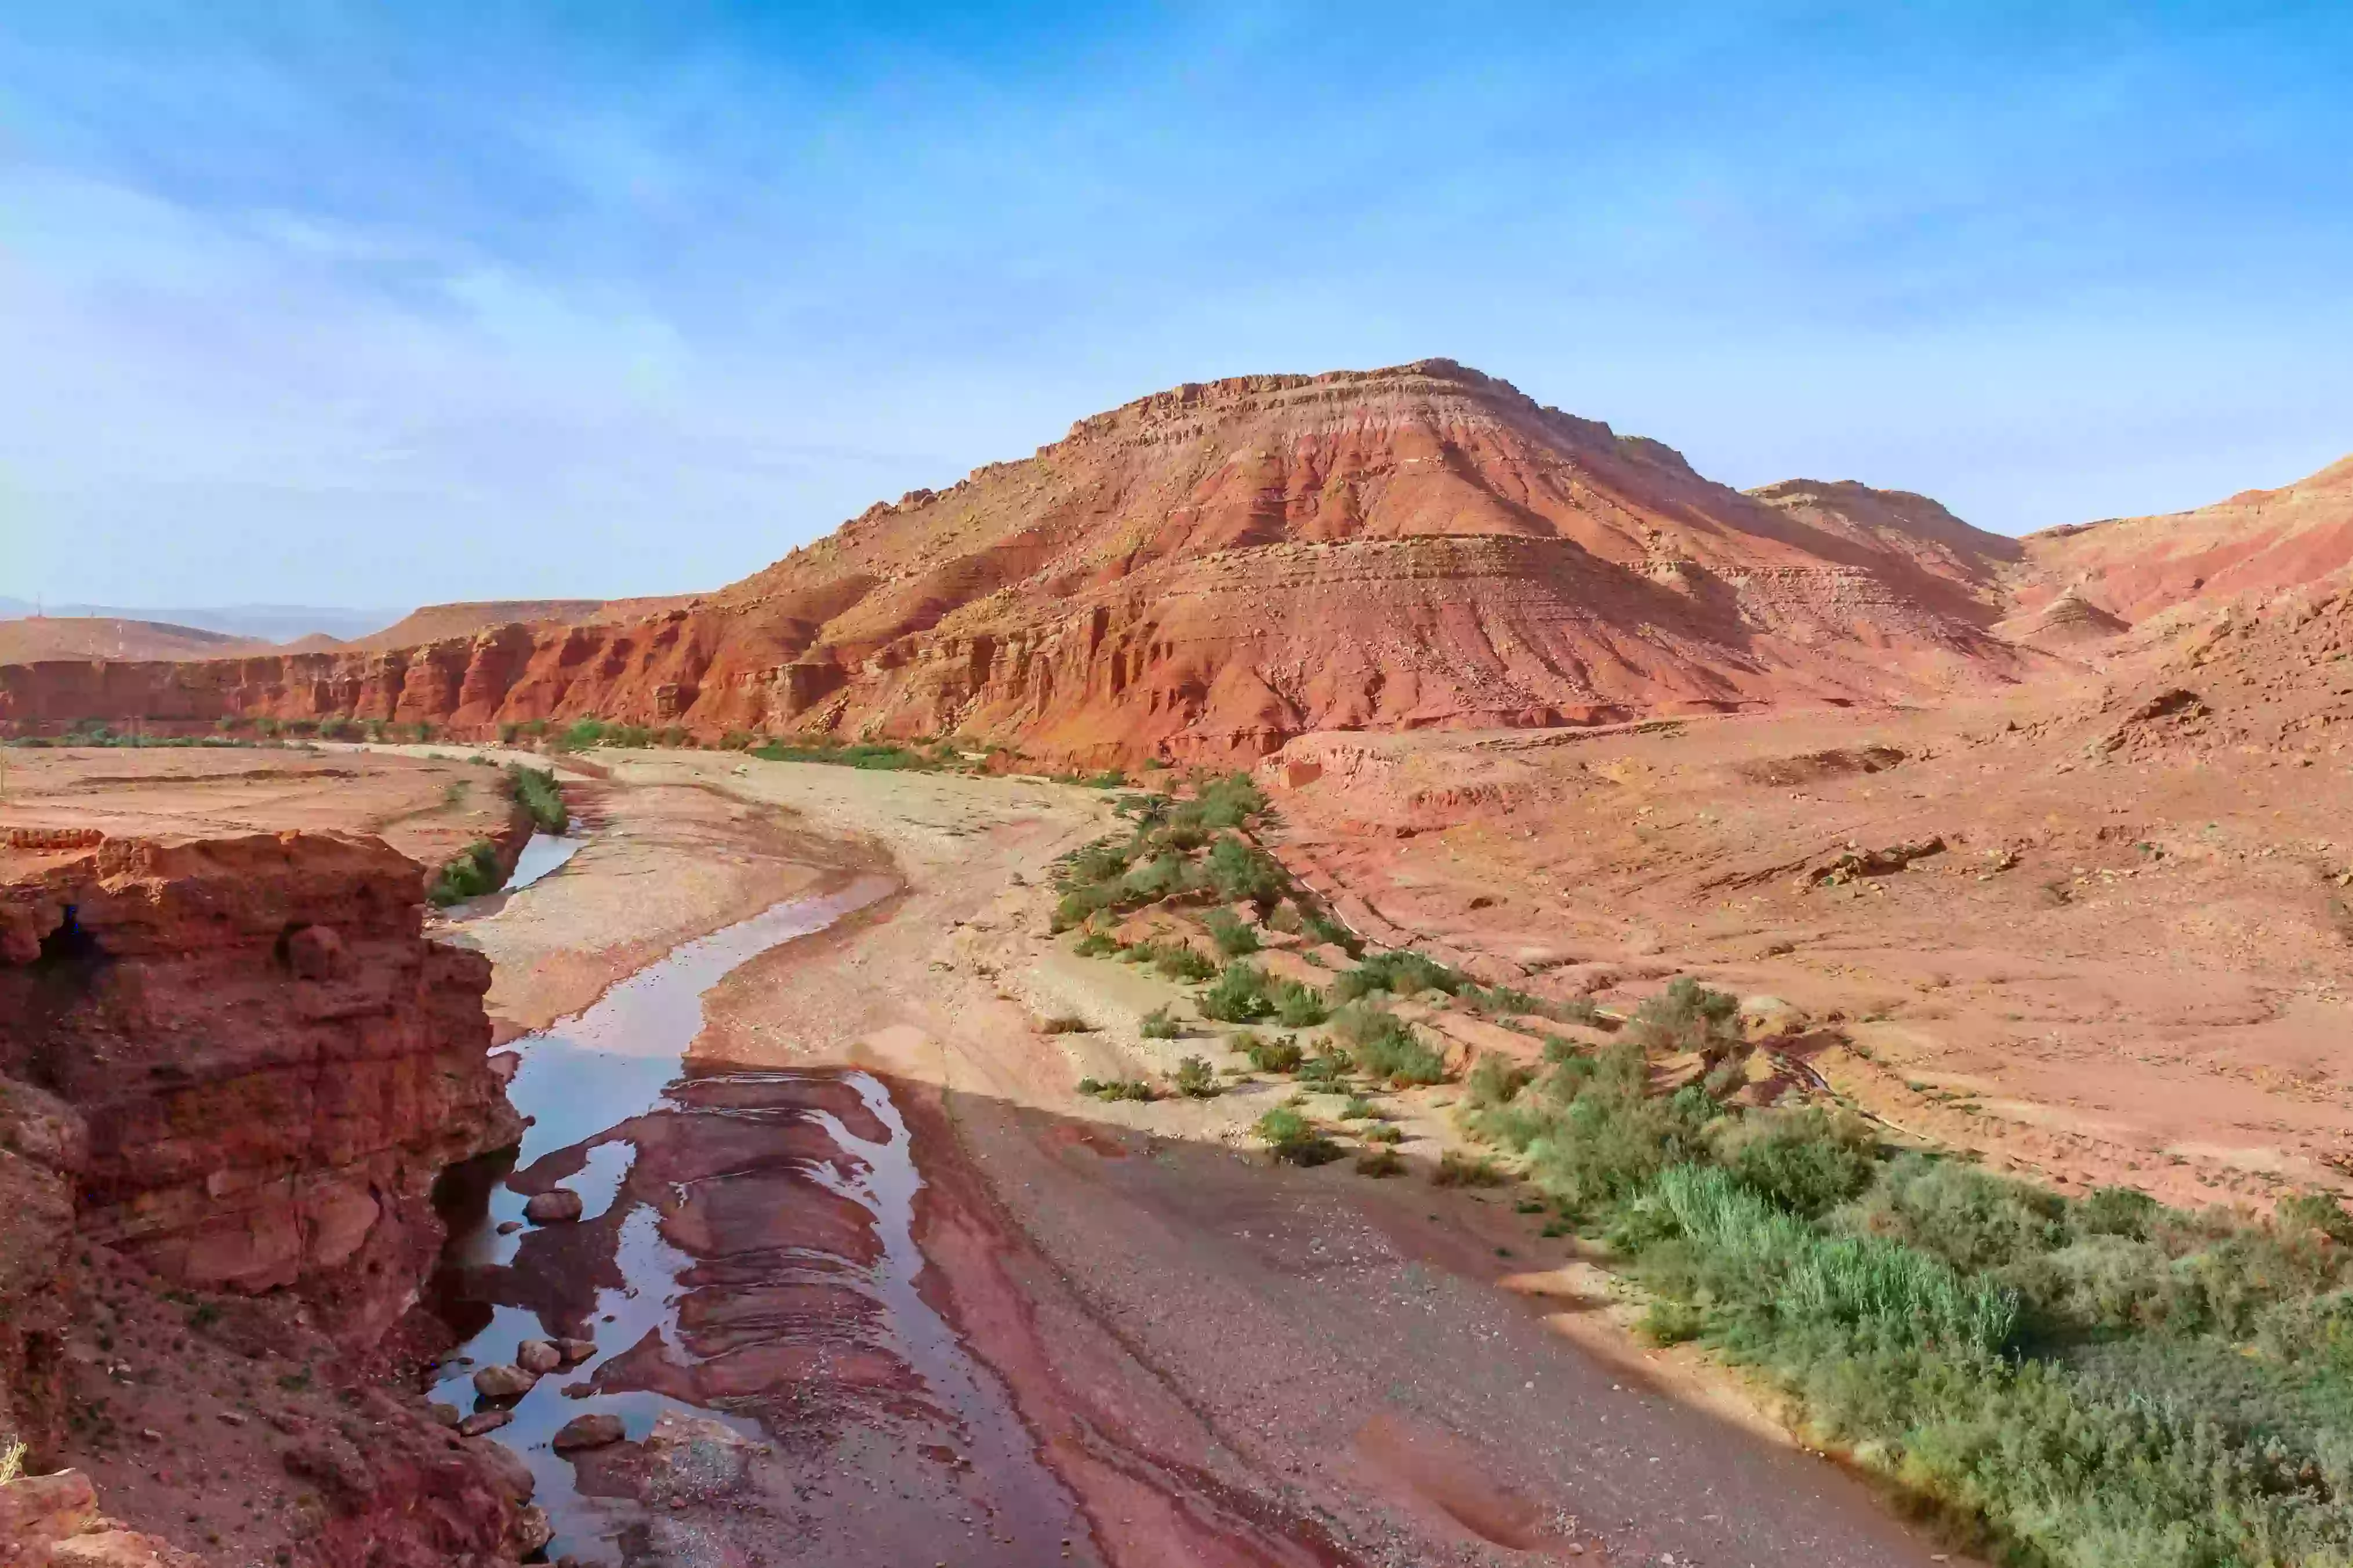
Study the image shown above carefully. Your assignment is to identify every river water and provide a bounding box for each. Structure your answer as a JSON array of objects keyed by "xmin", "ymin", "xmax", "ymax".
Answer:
[{"xmin": 425, "ymin": 875, "xmax": 1099, "ymax": 1564}]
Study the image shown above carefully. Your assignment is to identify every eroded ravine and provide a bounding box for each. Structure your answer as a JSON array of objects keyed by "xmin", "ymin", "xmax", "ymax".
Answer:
[{"xmin": 425, "ymin": 874, "xmax": 1102, "ymax": 1565}]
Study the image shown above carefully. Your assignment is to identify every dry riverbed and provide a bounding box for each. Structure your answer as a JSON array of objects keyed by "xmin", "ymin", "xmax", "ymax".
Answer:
[{"xmin": 436, "ymin": 751, "xmax": 1973, "ymax": 1568}]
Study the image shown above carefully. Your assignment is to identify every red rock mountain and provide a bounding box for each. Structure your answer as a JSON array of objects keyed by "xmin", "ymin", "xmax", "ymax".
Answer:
[
  {"xmin": 2, "ymin": 361, "xmax": 2039, "ymax": 763},
  {"xmin": 2012, "ymin": 453, "xmax": 2353, "ymax": 629}
]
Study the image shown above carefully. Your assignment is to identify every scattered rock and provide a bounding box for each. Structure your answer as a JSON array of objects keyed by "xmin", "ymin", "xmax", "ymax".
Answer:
[
  {"xmin": 510, "ymin": 1503, "xmax": 555, "ymax": 1556},
  {"xmin": 496, "ymin": 1220, "xmax": 522, "ymax": 1235},
  {"xmin": 0, "ymin": 1467, "xmax": 99, "ymax": 1545},
  {"xmin": 551, "ymin": 1413, "xmax": 626, "ymax": 1452},
  {"xmin": 524, "ymin": 1188, "xmax": 584, "ymax": 1224},
  {"xmin": 557, "ymin": 1337, "xmax": 598, "ymax": 1364},
  {"xmin": 515, "ymin": 1338, "xmax": 562, "ymax": 1373},
  {"xmin": 472, "ymin": 1362, "xmax": 540, "ymax": 1400},
  {"xmin": 458, "ymin": 1408, "xmax": 514, "ymax": 1438},
  {"xmin": 427, "ymin": 1402, "xmax": 462, "ymax": 1428}
]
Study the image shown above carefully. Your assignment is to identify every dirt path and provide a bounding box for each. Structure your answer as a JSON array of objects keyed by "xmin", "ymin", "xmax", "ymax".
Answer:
[{"xmin": 453, "ymin": 752, "xmax": 1968, "ymax": 1567}]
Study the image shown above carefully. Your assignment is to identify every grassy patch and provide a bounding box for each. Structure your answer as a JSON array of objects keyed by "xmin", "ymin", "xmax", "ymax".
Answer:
[
  {"xmin": 1174, "ymin": 1057, "xmax": 1219, "ymax": 1098},
  {"xmin": 502, "ymin": 764, "xmax": 569, "ymax": 833},
  {"xmin": 1076, "ymin": 1078, "xmax": 1156, "ymax": 1102},
  {"xmin": 1138, "ymin": 1006, "xmax": 1181, "ymax": 1039},
  {"xmin": 427, "ymin": 839, "xmax": 504, "ymax": 906},
  {"xmin": 1255, "ymin": 1107, "xmax": 1340, "ymax": 1166}
]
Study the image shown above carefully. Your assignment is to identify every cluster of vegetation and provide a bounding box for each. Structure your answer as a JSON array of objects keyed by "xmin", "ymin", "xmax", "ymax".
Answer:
[
  {"xmin": 1254, "ymin": 1106, "xmax": 1341, "ymax": 1166},
  {"xmin": 748, "ymin": 737, "xmax": 952, "ymax": 771},
  {"xmin": 426, "ymin": 839, "xmax": 505, "ymax": 907},
  {"xmin": 1329, "ymin": 947, "xmax": 1603, "ymax": 1027},
  {"xmin": 1456, "ymin": 976, "xmax": 2353, "ymax": 1566},
  {"xmin": 548, "ymin": 719, "xmax": 696, "ymax": 752},
  {"xmin": 1075, "ymin": 1076, "xmax": 1156, "ymax": 1103},
  {"xmin": 502, "ymin": 763, "xmax": 569, "ymax": 834},
  {"xmin": 11, "ymin": 717, "xmax": 256, "ymax": 749},
  {"xmin": 1048, "ymin": 773, "xmax": 1341, "ymax": 937}
]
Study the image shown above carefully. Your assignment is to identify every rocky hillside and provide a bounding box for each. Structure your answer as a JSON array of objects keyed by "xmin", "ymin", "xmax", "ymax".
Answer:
[
  {"xmin": 2011, "ymin": 452, "xmax": 2353, "ymax": 629},
  {"xmin": 0, "ymin": 361, "xmax": 2041, "ymax": 763}
]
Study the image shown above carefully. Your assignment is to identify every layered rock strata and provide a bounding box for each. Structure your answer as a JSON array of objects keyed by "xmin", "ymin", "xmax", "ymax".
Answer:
[{"xmin": 0, "ymin": 361, "xmax": 2037, "ymax": 764}]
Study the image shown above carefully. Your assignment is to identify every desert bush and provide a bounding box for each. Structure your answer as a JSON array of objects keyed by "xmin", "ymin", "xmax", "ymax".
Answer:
[
  {"xmin": 1245, "ymin": 1035, "xmax": 1304, "ymax": 1074},
  {"xmin": 1138, "ymin": 1006, "xmax": 1179, "ymax": 1038},
  {"xmin": 1331, "ymin": 949, "xmax": 1462, "ymax": 1002},
  {"xmin": 1338, "ymin": 1097, "xmax": 1379, "ymax": 1122},
  {"xmin": 428, "ymin": 839, "xmax": 504, "ymax": 906},
  {"xmin": 1040, "ymin": 1014, "xmax": 1093, "ymax": 1035},
  {"xmin": 1203, "ymin": 835, "xmax": 1287, "ymax": 911},
  {"xmin": 1255, "ymin": 1107, "xmax": 1339, "ymax": 1166},
  {"xmin": 1203, "ymin": 907, "xmax": 1260, "ymax": 956},
  {"xmin": 1062, "ymin": 838, "xmax": 1134, "ymax": 888},
  {"xmin": 1153, "ymin": 944, "xmax": 1218, "ymax": 983},
  {"xmin": 502, "ymin": 764, "xmax": 569, "ymax": 833},
  {"xmin": 1199, "ymin": 962, "xmax": 1274, "ymax": 1023},
  {"xmin": 1076, "ymin": 1078, "xmax": 1155, "ymax": 1102},
  {"xmin": 1433, "ymin": 1149, "xmax": 1508, "ymax": 1188},
  {"xmin": 1298, "ymin": 1049, "xmax": 1353, "ymax": 1086},
  {"xmin": 1465, "ymin": 1054, "xmax": 1535, "ymax": 1109},
  {"xmin": 1626, "ymin": 976, "xmax": 1742, "ymax": 1058},
  {"xmin": 1332, "ymin": 1006, "xmax": 1447, "ymax": 1086},
  {"xmin": 1271, "ymin": 978, "xmax": 1328, "ymax": 1027},
  {"xmin": 1356, "ymin": 1147, "xmax": 1404, "ymax": 1177},
  {"xmin": 1174, "ymin": 1057, "xmax": 1218, "ymax": 1098},
  {"xmin": 1074, "ymin": 931, "xmax": 1120, "ymax": 957},
  {"xmin": 1359, "ymin": 1122, "xmax": 1404, "ymax": 1145},
  {"xmin": 1711, "ymin": 1106, "xmax": 1878, "ymax": 1217}
]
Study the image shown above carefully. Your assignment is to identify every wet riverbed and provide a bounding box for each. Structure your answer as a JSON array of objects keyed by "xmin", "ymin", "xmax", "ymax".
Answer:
[{"xmin": 426, "ymin": 876, "xmax": 1099, "ymax": 1565}]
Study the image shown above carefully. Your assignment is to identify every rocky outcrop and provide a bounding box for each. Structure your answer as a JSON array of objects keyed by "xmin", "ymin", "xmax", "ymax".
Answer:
[
  {"xmin": 0, "ymin": 361, "xmax": 2038, "ymax": 765},
  {"xmin": 0, "ymin": 830, "xmax": 522, "ymax": 1344},
  {"xmin": 0, "ymin": 829, "xmax": 529, "ymax": 1562}
]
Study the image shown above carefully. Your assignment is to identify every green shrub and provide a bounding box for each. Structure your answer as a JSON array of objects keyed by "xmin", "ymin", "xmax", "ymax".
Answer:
[
  {"xmin": 1355, "ymin": 1147, "xmax": 1404, "ymax": 1177},
  {"xmin": 1203, "ymin": 835, "xmax": 1287, "ymax": 910},
  {"xmin": 1246, "ymin": 1035, "xmax": 1304, "ymax": 1074},
  {"xmin": 1465, "ymin": 1054, "xmax": 1535, "ymax": 1109},
  {"xmin": 1203, "ymin": 907, "xmax": 1261, "ymax": 956},
  {"xmin": 1334, "ymin": 1006, "xmax": 1447, "ymax": 1086},
  {"xmin": 1077, "ymin": 1078, "xmax": 1156, "ymax": 1102},
  {"xmin": 1298, "ymin": 1049, "xmax": 1353, "ymax": 1086},
  {"xmin": 1153, "ymin": 944, "xmax": 1218, "ymax": 983},
  {"xmin": 1338, "ymin": 1097, "xmax": 1379, "ymax": 1121},
  {"xmin": 1332, "ymin": 949, "xmax": 1462, "ymax": 1002},
  {"xmin": 1271, "ymin": 978, "xmax": 1328, "ymax": 1027},
  {"xmin": 1138, "ymin": 1006, "xmax": 1180, "ymax": 1039},
  {"xmin": 1255, "ymin": 1107, "xmax": 1338, "ymax": 1166},
  {"xmin": 502, "ymin": 765, "xmax": 569, "ymax": 833},
  {"xmin": 1360, "ymin": 1122, "xmax": 1404, "ymax": 1145},
  {"xmin": 1174, "ymin": 1057, "xmax": 1218, "ymax": 1098},
  {"xmin": 1199, "ymin": 962, "xmax": 1274, "ymax": 1023},
  {"xmin": 427, "ymin": 840, "xmax": 504, "ymax": 906},
  {"xmin": 1434, "ymin": 1150, "xmax": 1507, "ymax": 1188},
  {"xmin": 1712, "ymin": 1106, "xmax": 1878, "ymax": 1217},
  {"xmin": 1074, "ymin": 931, "xmax": 1120, "ymax": 957},
  {"xmin": 1626, "ymin": 976, "xmax": 1741, "ymax": 1058}
]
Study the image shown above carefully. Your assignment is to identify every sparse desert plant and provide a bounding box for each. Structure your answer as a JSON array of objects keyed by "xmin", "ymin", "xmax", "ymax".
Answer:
[
  {"xmin": 1138, "ymin": 1006, "xmax": 1181, "ymax": 1039},
  {"xmin": 1272, "ymin": 978, "xmax": 1328, "ymax": 1027},
  {"xmin": 1464, "ymin": 1053, "xmax": 1535, "ymax": 1109},
  {"xmin": 1154, "ymin": 944, "xmax": 1219, "ymax": 983},
  {"xmin": 502, "ymin": 765, "xmax": 569, "ymax": 832},
  {"xmin": 1076, "ymin": 1078, "xmax": 1156, "ymax": 1102},
  {"xmin": 1355, "ymin": 1147, "xmax": 1404, "ymax": 1177},
  {"xmin": 1298, "ymin": 1049, "xmax": 1353, "ymax": 1086},
  {"xmin": 1040, "ymin": 1014, "xmax": 1093, "ymax": 1035},
  {"xmin": 1074, "ymin": 930, "xmax": 1120, "ymax": 957},
  {"xmin": 1199, "ymin": 961, "xmax": 1274, "ymax": 1023},
  {"xmin": 1433, "ymin": 1149, "xmax": 1508, "ymax": 1188},
  {"xmin": 1255, "ymin": 1107, "xmax": 1339, "ymax": 1166},
  {"xmin": 1245, "ymin": 1035, "xmax": 1303, "ymax": 1074},
  {"xmin": 1334, "ymin": 1006, "xmax": 1448, "ymax": 1086},
  {"xmin": 427, "ymin": 840, "xmax": 504, "ymax": 907},
  {"xmin": 1203, "ymin": 907, "xmax": 1261, "ymax": 956},
  {"xmin": 1338, "ymin": 1096, "xmax": 1379, "ymax": 1121},
  {"xmin": 1174, "ymin": 1057, "xmax": 1218, "ymax": 1098},
  {"xmin": 1360, "ymin": 1122, "xmax": 1404, "ymax": 1144}
]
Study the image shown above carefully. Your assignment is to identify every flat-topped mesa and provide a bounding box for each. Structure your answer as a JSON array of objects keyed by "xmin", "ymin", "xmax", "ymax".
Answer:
[
  {"xmin": 0, "ymin": 359, "xmax": 2039, "ymax": 764},
  {"xmin": 0, "ymin": 830, "xmax": 522, "ymax": 1344}
]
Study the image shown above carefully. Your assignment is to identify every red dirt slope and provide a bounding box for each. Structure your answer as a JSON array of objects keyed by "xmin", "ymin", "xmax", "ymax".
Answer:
[{"xmin": 2013, "ymin": 453, "xmax": 2353, "ymax": 628}]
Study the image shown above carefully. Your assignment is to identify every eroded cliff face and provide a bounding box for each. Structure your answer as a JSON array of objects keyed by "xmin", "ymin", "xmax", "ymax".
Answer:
[
  {"xmin": 0, "ymin": 360, "xmax": 2040, "ymax": 764},
  {"xmin": 0, "ymin": 829, "xmax": 536, "ymax": 1565}
]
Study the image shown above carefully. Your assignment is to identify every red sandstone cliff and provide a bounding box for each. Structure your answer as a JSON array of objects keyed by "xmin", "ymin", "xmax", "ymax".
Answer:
[
  {"xmin": 0, "ymin": 361, "xmax": 2040, "ymax": 763},
  {"xmin": 0, "ymin": 830, "xmax": 537, "ymax": 1565}
]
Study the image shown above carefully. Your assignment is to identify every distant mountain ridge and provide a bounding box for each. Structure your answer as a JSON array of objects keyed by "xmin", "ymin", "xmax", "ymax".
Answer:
[
  {"xmin": 0, "ymin": 359, "xmax": 2043, "ymax": 761},
  {"xmin": 0, "ymin": 601, "xmax": 401, "ymax": 644}
]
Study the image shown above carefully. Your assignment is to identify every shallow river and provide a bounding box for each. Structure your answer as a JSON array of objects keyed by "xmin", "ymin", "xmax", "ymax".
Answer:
[{"xmin": 426, "ymin": 876, "xmax": 1097, "ymax": 1563}]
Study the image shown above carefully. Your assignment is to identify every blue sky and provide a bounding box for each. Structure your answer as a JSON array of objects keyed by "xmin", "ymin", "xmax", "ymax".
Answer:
[{"xmin": 3, "ymin": 2, "xmax": 2349, "ymax": 609}]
